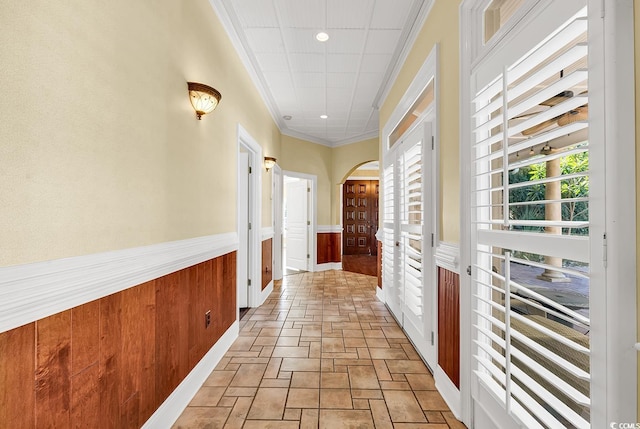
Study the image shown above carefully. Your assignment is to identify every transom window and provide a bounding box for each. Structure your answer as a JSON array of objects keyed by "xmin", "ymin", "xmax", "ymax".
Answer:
[{"xmin": 484, "ymin": 0, "xmax": 526, "ymax": 43}]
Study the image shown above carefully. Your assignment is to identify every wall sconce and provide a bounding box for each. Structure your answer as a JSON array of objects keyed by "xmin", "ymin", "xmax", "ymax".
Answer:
[
  {"xmin": 187, "ymin": 82, "xmax": 222, "ymax": 119},
  {"xmin": 264, "ymin": 156, "xmax": 277, "ymax": 171}
]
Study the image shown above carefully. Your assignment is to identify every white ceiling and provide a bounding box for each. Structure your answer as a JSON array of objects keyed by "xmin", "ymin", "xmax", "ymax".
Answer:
[{"xmin": 210, "ymin": 0, "xmax": 431, "ymax": 147}]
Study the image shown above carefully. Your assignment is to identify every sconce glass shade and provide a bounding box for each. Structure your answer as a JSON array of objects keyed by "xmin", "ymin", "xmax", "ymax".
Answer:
[
  {"xmin": 188, "ymin": 82, "xmax": 222, "ymax": 119},
  {"xmin": 264, "ymin": 156, "xmax": 277, "ymax": 171}
]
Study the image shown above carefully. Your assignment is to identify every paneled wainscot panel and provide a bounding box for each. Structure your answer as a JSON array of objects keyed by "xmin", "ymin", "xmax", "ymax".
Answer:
[{"xmin": 0, "ymin": 252, "xmax": 236, "ymax": 428}]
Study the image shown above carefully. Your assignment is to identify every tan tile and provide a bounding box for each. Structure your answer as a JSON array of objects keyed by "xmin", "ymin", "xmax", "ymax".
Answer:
[
  {"xmin": 351, "ymin": 389, "xmax": 383, "ymax": 399},
  {"xmin": 321, "ymin": 337, "xmax": 346, "ymax": 353},
  {"xmin": 230, "ymin": 336, "xmax": 256, "ymax": 351},
  {"xmin": 229, "ymin": 363, "xmax": 267, "ymax": 387},
  {"xmin": 318, "ymin": 410, "xmax": 374, "ymax": 429},
  {"xmin": 381, "ymin": 326, "xmax": 406, "ymax": 339},
  {"xmin": 259, "ymin": 328, "xmax": 282, "ymax": 336},
  {"xmin": 301, "ymin": 408, "xmax": 319, "ymax": 429},
  {"xmin": 383, "ymin": 390, "xmax": 427, "ymax": 423},
  {"xmin": 224, "ymin": 396, "xmax": 253, "ymax": 429},
  {"xmin": 320, "ymin": 388, "xmax": 353, "ymax": 409},
  {"xmin": 322, "ymin": 352, "xmax": 359, "ymax": 359},
  {"xmin": 284, "ymin": 408, "xmax": 302, "ymax": 420},
  {"xmin": 369, "ymin": 399, "xmax": 394, "ymax": 429},
  {"xmin": 280, "ymin": 357, "xmax": 321, "ymax": 372},
  {"xmin": 188, "ymin": 386, "xmax": 226, "ymax": 406},
  {"xmin": 309, "ymin": 341, "xmax": 322, "ymax": 358},
  {"xmin": 272, "ymin": 346, "xmax": 310, "ymax": 358},
  {"xmin": 443, "ymin": 411, "xmax": 467, "ymax": 428},
  {"xmin": 393, "ymin": 424, "xmax": 449, "ymax": 429},
  {"xmin": 372, "ymin": 360, "xmax": 392, "ymax": 381},
  {"xmin": 342, "ymin": 329, "xmax": 364, "ymax": 338},
  {"xmin": 369, "ymin": 348, "xmax": 409, "ymax": 359},
  {"xmin": 380, "ymin": 381, "xmax": 411, "ymax": 390},
  {"xmin": 425, "ymin": 411, "xmax": 446, "ymax": 423},
  {"xmin": 366, "ymin": 338, "xmax": 391, "ymax": 348},
  {"xmin": 392, "ymin": 373, "xmax": 407, "ymax": 381},
  {"xmin": 406, "ymin": 374, "xmax": 436, "ymax": 390},
  {"xmin": 301, "ymin": 326, "xmax": 322, "ymax": 337},
  {"xmin": 276, "ymin": 336, "xmax": 300, "ymax": 346},
  {"xmin": 260, "ymin": 378, "xmax": 290, "ymax": 388},
  {"xmin": 243, "ymin": 421, "xmax": 299, "ymax": 429},
  {"xmin": 363, "ymin": 329, "xmax": 385, "ymax": 338},
  {"xmin": 171, "ymin": 406, "xmax": 230, "ymax": 429},
  {"xmin": 291, "ymin": 371, "xmax": 320, "ymax": 388},
  {"xmin": 263, "ymin": 357, "xmax": 282, "ymax": 379},
  {"xmin": 204, "ymin": 370, "xmax": 236, "ymax": 387},
  {"xmin": 278, "ymin": 371, "xmax": 292, "ymax": 379},
  {"xmin": 414, "ymin": 391, "xmax": 449, "ymax": 411},
  {"xmin": 280, "ymin": 328, "xmax": 302, "ymax": 336},
  {"xmin": 352, "ymin": 398, "xmax": 370, "ymax": 409},
  {"xmin": 348, "ymin": 365, "xmax": 380, "ymax": 389},
  {"xmin": 320, "ymin": 372, "xmax": 350, "ymax": 389},
  {"xmin": 286, "ymin": 388, "xmax": 319, "ymax": 408},
  {"xmin": 229, "ymin": 357, "xmax": 270, "ymax": 364},
  {"xmin": 343, "ymin": 337, "xmax": 367, "ymax": 348},
  {"xmin": 217, "ymin": 396, "xmax": 237, "ymax": 407},
  {"xmin": 246, "ymin": 387, "xmax": 288, "ymax": 419},
  {"xmin": 385, "ymin": 360, "xmax": 429, "ymax": 374},
  {"xmin": 321, "ymin": 358, "xmax": 334, "ymax": 372},
  {"xmin": 224, "ymin": 387, "xmax": 257, "ymax": 397}
]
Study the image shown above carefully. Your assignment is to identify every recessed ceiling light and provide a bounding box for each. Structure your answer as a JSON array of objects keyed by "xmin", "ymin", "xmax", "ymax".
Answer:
[
  {"xmin": 315, "ymin": 32, "xmax": 329, "ymax": 42},
  {"xmin": 320, "ymin": 114, "xmax": 328, "ymax": 119},
  {"xmin": 283, "ymin": 115, "xmax": 292, "ymax": 120}
]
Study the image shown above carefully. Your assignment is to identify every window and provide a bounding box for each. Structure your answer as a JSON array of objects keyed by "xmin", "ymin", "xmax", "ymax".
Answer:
[{"xmin": 484, "ymin": 0, "xmax": 525, "ymax": 43}]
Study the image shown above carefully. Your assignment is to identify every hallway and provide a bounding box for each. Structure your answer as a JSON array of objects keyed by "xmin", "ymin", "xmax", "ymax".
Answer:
[{"xmin": 173, "ymin": 270, "xmax": 465, "ymax": 428}]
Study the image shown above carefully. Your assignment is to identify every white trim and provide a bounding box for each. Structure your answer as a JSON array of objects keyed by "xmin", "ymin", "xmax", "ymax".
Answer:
[
  {"xmin": 259, "ymin": 281, "xmax": 274, "ymax": 305},
  {"xmin": 374, "ymin": 0, "xmax": 436, "ymax": 109},
  {"xmin": 345, "ymin": 176, "xmax": 379, "ymax": 181},
  {"xmin": 282, "ymin": 170, "xmax": 318, "ymax": 272},
  {"xmin": 272, "ymin": 164, "xmax": 284, "ymax": 281},
  {"xmin": 0, "ymin": 233, "xmax": 239, "ymax": 334},
  {"xmin": 237, "ymin": 124, "xmax": 263, "ymax": 308},
  {"xmin": 315, "ymin": 262, "xmax": 342, "ymax": 272},
  {"xmin": 330, "ymin": 131, "xmax": 379, "ymax": 148},
  {"xmin": 143, "ymin": 321, "xmax": 239, "ymax": 429},
  {"xmin": 434, "ymin": 366, "xmax": 462, "ymax": 419},
  {"xmin": 317, "ymin": 225, "xmax": 341, "ymax": 234},
  {"xmin": 376, "ymin": 284, "xmax": 385, "ymax": 303},
  {"xmin": 435, "ymin": 242, "xmax": 460, "ymax": 274},
  {"xmin": 261, "ymin": 227, "xmax": 274, "ymax": 240}
]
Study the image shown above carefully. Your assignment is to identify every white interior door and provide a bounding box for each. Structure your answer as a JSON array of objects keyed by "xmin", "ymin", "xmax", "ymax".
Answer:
[
  {"xmin": 285, "ymin": 179, "xmax": 309, "ymax": 271},
  {"xmin": 273, "ymin": 165, "xmax": 283, "ymax": 280},
  {"xmin": 237, "ymin": 152, "xmax": 249, "ymax": 308}
]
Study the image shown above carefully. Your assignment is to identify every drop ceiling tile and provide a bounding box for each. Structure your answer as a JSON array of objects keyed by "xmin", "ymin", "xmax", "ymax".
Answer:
[
  {"xmin": 231, "ymin": 0, "xmax": 279, "ymax": 27},
  {"xmin": 263, "ymin": 71, "xmax": 294, "ymax": 88},
  {"xmin": 245, "ymin": 28, "xmax": 285, "ymax": 53},
  {"xmin": 276, "ymin": 0, "xmax": 324, "ymax": 28},
  {"xmin": 370, "ymin": 0, "xmax": 414, "ymax": 29},
  {"xmin": 289, "ymin": 53, "xmax": 325, "ymax": 73},
  {"xmin": 364, "ymin": 29, "xmax": 402, "ymax": 54},
  {"xmin": 255, "ymin": 52, "xmax": 290, "ymax": 72},
  {"xmin": 327, "ymin": 0, "xmax": 373, "ymax": 29},
  {"xmin": 327, "ymin": 54, "xmax": 360, "ymax": 73},
  {"xmin": 326, "ymin": 72, "xmax": 356, "ymax": 88},
  {"xmin": 326, "ymin": 29, "xmax": 367, "ymax": 54},
  {"xmin": 294, "ymin": 72, "xmax": 325, "ymax": 88},
  {"xmin": 360, "ymin": 54, "xmax": 393, "ymax": 73},
  {"xmin": 283, "ymin": 28, "xmax": 324, "ymax": 54},
  {"xmin": 356, "ymin": 72, "xmax": 384, "ymax": 89}
]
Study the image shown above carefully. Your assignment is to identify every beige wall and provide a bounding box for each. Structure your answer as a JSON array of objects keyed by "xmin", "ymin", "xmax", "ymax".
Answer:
[
  {"xmin": 331, "ymin": 138, "xmax": 379, "ymax": 224},
  {"xmin": 379, "ymin": 0, "xmax": 461, "ymax": 243},
  {"xmin": 0, "ymin": 0, "xmax": 279, "ymax": 266},
  {"xmin": 280, "ymin": 135, "xmax": 333, "ymax": 225}
]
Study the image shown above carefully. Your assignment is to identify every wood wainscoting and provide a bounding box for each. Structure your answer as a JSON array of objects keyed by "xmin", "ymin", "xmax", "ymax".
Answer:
[
  {"xmin": 0, "ymin": 252, "xmax": 236, "ymax": 428},
  {"xmin": 377, "ymin": 240, "xmax": 382, "ymax": 288},
  {"xmin": 262, "ymin": 238, "xmax": 272, "ymax": 290},
  {"xmin": 438, "ymin": 267, "xmax": 460, "ymax": 389},
  {"xmin": 317, "ymin": 232, "xmax": 341, "ymax": 264}
]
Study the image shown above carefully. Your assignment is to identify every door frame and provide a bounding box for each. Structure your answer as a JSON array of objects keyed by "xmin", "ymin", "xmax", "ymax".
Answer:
[
  {"xmin": 237, "ymin": 124, "xmax": 263, "ymax": 308},
  {"xmin": 341, "ymin": 178, "xmax": 380, "ymax": 257},
  {"xmin": 458, "ymin": 1, "xmax": 637, "ymax": 427},
  {"xmin": 282, "ymin": 170, "xmax": 317, "ymax": 272},
  {"xmin": 272, "ymin": 164, "xmax": 283, "ymax": 281}
]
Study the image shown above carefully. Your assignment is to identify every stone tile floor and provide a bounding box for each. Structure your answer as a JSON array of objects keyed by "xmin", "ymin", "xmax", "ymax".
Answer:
[{"xmin": 173, "ymin": 270, "xmax": 466, "ymax": 429}]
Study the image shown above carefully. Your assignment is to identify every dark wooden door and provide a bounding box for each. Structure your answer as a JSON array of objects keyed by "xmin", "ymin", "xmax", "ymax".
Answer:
[{"xmin": 343, "ymin": 180, "xmax": 379, "ymax": 255}]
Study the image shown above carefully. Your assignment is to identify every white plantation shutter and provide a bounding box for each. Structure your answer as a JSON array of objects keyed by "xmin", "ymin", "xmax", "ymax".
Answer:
[
  {"xmin": 471, "ymin": 6, "xmax": 591, "ymax": 429},
  {"xmin": 400, "ymin": 139, "xmax": 424, "ymax": 335}
]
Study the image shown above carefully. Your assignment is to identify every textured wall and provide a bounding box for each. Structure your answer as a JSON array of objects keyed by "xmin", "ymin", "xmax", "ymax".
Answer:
[{"xmin": 0, "ymin": 0, "xmax": 279, "ymax": 266}]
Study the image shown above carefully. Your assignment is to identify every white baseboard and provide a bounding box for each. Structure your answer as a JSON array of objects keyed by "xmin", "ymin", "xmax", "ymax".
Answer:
[
  {"xmin": 142, "ymin": 321, "xmax": 239, "ymax": 428},
  {"xmin": 376, "ymin": 285, "xmax": 385, "ymax": 302},
  {"xmin": 261, "ymin": 227, "xmax": 274, "ymax": 240},
  {"xmin": 0, "ymin": 233, "xmax": 239, "ymax": 334},
  {"xmin": 434, "ymin": 365, "xmax": 462, "ymax": 419},
  {"xmin": 315, "ymin": 262, "xmax": 342, "ymax": 272},
  {"xmin": 259, "ymin": 280, "xmax": 274, "ymax": 306},
  {"xmin": 435, "ymin": 241, "xmax": 460, "ymax": 274},
  {"xmin": 317, "ymin": 225, "xmax": 341, "ymax": 233}
]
